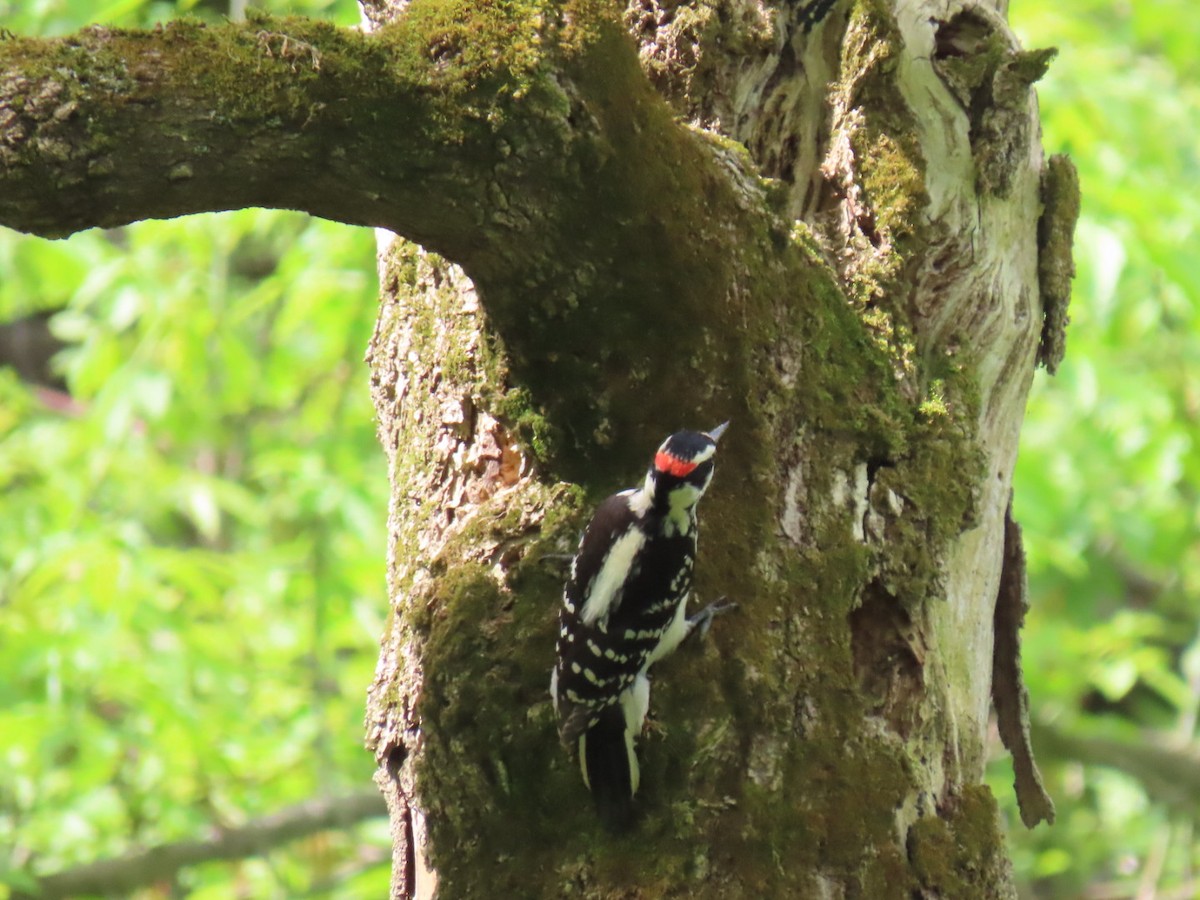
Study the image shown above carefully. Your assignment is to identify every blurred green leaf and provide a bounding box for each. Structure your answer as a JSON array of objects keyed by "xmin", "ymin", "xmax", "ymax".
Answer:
[
  {"xmin": 0, "ymin": 5, "xmax": 384, "ymax": 882},
  {"xmin": 1002, "ymin": 0, "xmax": 1200, "ymax": 896}
]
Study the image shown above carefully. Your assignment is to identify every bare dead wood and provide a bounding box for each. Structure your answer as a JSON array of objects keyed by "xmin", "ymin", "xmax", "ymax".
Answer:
[{"xmin": 992, "ymin": 497, "xmax": 1056, "ymax": 828}]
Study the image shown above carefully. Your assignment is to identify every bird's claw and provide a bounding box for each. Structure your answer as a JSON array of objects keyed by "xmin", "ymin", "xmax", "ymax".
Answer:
[
  {"xmin": 536, "ymin": 552, "xmax": 574, "ymax": 571},
  {"xmin": 686, "ymin": 596, "xmax": 736, "ymax": 642}
]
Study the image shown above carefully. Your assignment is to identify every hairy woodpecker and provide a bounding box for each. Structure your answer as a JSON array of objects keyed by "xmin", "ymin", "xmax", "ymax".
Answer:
[{"xmin": 550, "ymin": 422, "xmax": 730, "ymax": 829}]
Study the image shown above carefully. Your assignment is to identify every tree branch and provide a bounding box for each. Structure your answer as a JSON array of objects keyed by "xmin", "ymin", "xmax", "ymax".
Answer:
[
  {"xmin": 0, "ymin": 5, "xmax": 787, "ymax": 460},
  {"xmin": 0, "ymin": 9, "xmax": 559, "ymax": 249},
  {"xmin": 1032, "ymin": 720, "xmax": 1200, "ymax": 819},
  {"xmin": 14, "ymin": 790, "xmax": 386, "ymax": 900}
]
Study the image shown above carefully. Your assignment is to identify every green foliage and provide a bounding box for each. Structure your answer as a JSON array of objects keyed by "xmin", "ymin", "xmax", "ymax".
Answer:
[
  {"xmin": 997, "ymin": 2, "xmax": 1200, "ymax": 896},
  {"xmin": 0, "ymin": 0, "xmax": 362, "ymax": 35},
  {"xmin": 0, "ymin": 203, "xmax": 390, "ymax": 894},
  {"xmin": 0, "ymin": 211, "xmax": 390, "ymax": 894},
  {"xmin": 0, "ymin": 8, "xmax": 387, "ymax": 895}
]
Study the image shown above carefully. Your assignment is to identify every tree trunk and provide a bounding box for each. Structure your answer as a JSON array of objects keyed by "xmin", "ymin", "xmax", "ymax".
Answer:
[
  {"xmin": 359, "ymin": 1, "xmax": 1073, "ymax": 897},
  {"xmin": 0, "ymin": 0, "xmax": 1076, "ymax": 896}
]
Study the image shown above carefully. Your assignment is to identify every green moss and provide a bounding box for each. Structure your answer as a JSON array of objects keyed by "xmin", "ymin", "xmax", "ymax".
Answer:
[
  {"xmin": 826, "ymin": 0, "xmax": 931, "ymax": 388},
  {"xmin": 933, "ymin": 22, "xmax": 1010, "ymax": 111},
  {"xmin": 865, "ymin": 375, "xmax": 982, "ymax": 608},
  {"xmin": 688, "ymin": 125, "xmax": 758, "ymax": 173},
  {"xmin": 930, "ymin": 10, "xmax": 1056, "ymax": 198},
  {"xmin": 1005, "ymin": 47, "xmax": 1056, "ymax": 95},
  {"xmin": 377, "ymin": 0, "xmax": 548, "ymax": 109},
  {"xmin": 909, "ymin": 814, "xmax": 961, "ymax": 890},
  {"xmin": 910, "ymin": 785, "xmax": 1014, "ymax": 897},
  {"xmin": 918, "ymin": 379, "xmax": 949, "ymax": 418},
  {"xmin": 855, "ymin": 128, "xmax": 927, "ymax": 250},
  {"xmin": 490, "ymin": 384, "xmax": 558, "ymax": 465},
  {"xmin": 413, "ymin": 546, "xmax": 576, "ymax": 894},
  {"xmin": 4, "ymin": 3, "xmax": 571, "ymax": 182}
]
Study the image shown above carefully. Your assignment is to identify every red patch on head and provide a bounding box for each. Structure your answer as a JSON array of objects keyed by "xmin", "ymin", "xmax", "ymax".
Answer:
[{"xmin": 655, "ymin": 450, "xmax": 698, "ymax": 478}]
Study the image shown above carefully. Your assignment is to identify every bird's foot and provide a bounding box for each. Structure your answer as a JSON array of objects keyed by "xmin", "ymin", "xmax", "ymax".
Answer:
[{"xmin": 686, "ymin": 597, "xmax": 736, "ymax": 643}]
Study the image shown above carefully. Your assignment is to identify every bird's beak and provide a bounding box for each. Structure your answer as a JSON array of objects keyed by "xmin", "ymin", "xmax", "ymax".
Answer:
[{"xmin": 707, "ymin": 421, "xmax": 730, "ymax": 443}]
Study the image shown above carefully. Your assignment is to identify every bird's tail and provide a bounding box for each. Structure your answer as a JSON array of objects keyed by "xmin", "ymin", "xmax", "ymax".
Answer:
[{"xmin": 578, "ymin": 705, "xmax": 639, "ymax": 831}]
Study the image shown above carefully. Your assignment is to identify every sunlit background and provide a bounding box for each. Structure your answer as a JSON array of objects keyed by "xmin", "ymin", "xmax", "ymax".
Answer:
[
  {"xmin": 0, "ymin": 4, "xmax": 390, "ymax": 895},
  {"xmin": 0, "ymin": 1, "xmax": 1195, "ymax": 897},
  {"xmin": 1000, "ymin": 2, "xmax": 1200, "ymax": 898}
]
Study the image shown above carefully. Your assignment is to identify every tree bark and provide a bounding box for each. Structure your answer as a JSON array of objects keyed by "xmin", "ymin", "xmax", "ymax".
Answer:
[
  {"xmin": 0, "ymin": 0, "xmax": 1077, "ymax": 896},
  {"xmin": 360, "ymin": 1, "xmax": 1074, "ymax": 897}
]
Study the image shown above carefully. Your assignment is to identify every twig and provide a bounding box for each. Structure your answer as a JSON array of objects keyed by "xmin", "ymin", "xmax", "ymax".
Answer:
[{"xmin": 15, "ymin": 790, "xmax": 386, "ymax": 899}]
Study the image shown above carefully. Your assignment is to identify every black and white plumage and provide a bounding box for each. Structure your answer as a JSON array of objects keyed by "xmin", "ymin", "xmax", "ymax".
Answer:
[{"xmin": 550, "ymin": 423, "xmax": 729, "ymax": 829}]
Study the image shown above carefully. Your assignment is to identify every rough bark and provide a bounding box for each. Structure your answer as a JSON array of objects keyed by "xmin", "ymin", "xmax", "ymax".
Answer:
[
  {"xmin": 0, "ymin": 0, "xmax": 1077, "ymax": 897},
  {"xmin": 361, "ymin": 2, "xmax": 1074, "ymax": 897},
  {"xmin": 993, "ymin": 499, "xmax": 1055, "ymax": 828}
]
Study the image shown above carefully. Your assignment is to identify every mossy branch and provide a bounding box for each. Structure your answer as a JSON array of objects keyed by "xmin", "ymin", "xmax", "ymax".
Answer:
[
  {"xmin": 0, "ymin": 7, "xmax": 576, "ymax": 249},
  {"xmin": 0, "ymin": 5, "xmax": 815, "ymax": 459}
]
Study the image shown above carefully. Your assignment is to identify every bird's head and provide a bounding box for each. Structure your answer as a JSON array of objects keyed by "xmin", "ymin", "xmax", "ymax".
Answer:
[{"xmin": 645, "ymin": 421, "xmax": 728, "ymax": 511}]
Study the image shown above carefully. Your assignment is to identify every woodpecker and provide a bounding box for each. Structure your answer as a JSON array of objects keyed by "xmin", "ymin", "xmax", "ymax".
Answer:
[{"xmin": 550, "ymin": 422, "xmax": 730, "ymax": 829}]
